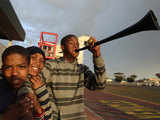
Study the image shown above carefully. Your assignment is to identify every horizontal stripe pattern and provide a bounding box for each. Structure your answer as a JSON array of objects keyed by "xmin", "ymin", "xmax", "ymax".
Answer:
[
  {"xmin": 46, "ymin": 81, "xmax": 84, "ymax": 87},
  {"xmin": 62, "ymin": 112, "xmax": 86, "ymax": 119},
  {"xmin": 37, "ymin": 89, "xmax": 48, "ymax": 98},
  {"xmin": 41, "ymin": 56, "xmax": 106, "ymax": 120},
  {"xmin": 35, "ymin": 85, "xmax": 53, "ymax": 120},
  {"xmin": 56, "ymin": 99, "xmax": 83, "ymax": 106}
]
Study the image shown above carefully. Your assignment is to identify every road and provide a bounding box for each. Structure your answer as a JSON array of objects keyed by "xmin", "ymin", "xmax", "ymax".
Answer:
[{"xmin": 85, "ymin": 84, "xmax": 160, "ymax": 120}]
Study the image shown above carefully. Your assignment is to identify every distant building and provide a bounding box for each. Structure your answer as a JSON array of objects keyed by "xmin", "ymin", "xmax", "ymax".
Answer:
[
  {"xmin": 77, "ymin": 35, "xmax": 90, "ymax": 64},
  {"xmin": 55, "ymin": 45, "xmax": 63, "ymax": 59},
  {"xmin": 106, "ymin": 78, "xmax": 113, "ymax": 84},
  {"xmin": 0, "ymin": 43, "xmax": 6, "ymax": 68}
]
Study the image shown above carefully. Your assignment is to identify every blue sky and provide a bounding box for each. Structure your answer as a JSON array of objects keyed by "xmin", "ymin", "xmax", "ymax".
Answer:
[{"xmin": 1, "ymin": 0, "xmax": 160, "ymax": 79}]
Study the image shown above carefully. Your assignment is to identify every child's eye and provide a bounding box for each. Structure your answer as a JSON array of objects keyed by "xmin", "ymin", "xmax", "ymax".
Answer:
[
  {"xmin": 4, "ymin": 66, "xmax": 11, "ymax": 70},
  {"xmin": 19, "ymin": 65, "xmax": 26, "ymax": 68}
]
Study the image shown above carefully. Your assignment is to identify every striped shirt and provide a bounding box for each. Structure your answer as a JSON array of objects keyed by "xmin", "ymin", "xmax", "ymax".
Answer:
[
  {"xmin": 41, "ymin": 56, "xmax": 107, "ymax": 120},
  {"xmin": 17, "ymin": 80, "xmax": 53, "ymax": 120},
  {"xmin": 34, "ymin": 84, "xmax": 55, "ymax": 120},
  {"xmin": 16, "ymin": 76, "xmax": 53, "ymax": 120}
]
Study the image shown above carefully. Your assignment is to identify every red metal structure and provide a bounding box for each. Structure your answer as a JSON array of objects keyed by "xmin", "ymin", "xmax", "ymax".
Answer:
[{"xmin": 38, "ymin": 32, "xmax": 58, "ymax": 59}]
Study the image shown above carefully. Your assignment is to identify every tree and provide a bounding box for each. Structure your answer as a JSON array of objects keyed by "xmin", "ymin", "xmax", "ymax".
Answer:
[
  {"xmin": 127, "ymin": 75, "xmax": 137, "ymax": 82},
  {"xmin": 114, "ymin": 72, "xmax": 125, "ymax": 82},
  {"xmin": 155, "ymin": 73, "xmax": 160, "ymax": 79}
]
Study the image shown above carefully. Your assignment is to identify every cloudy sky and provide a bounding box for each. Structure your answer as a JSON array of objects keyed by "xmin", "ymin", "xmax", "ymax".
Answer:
[{"xmin": 1, "ymin": 0, "xmax": 160, "ymax": 79}]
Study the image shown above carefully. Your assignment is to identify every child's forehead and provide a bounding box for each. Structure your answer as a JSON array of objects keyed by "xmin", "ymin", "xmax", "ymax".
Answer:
[{"xmin": 66, "ymin": 37, "xmax": 78, "ymax": 42}]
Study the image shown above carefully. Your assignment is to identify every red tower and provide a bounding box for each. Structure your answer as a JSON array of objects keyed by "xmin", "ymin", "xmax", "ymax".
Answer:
[{"xmin": 38, "ymin": 32, "xmax": 58, "ymax": 59}]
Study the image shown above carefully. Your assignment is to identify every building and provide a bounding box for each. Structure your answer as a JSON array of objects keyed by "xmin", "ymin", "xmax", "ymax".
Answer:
[
  {"xmin": 0, "ymin": 0, "xmax": 25, "ymax": 41},
  {"xmin": 0, "ymin": 43, "xmax": 6, "ymax": 68}
]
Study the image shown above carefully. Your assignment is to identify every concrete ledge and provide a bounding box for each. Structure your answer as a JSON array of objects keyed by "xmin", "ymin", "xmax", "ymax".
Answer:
[
  {"xmin": 0, "ymin": 0, "xmax": 25, "ymax": 41},
  {"xmin": 85, "ymin": 106, "xmax": 103, "ymax": 120}
]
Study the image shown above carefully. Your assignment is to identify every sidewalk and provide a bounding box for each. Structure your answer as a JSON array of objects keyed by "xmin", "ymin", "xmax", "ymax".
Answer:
[
  {"xmin": 84, "ymin": 88, "xmax": 160, "ymax": 120},
  {"xmin": 85, "ymin": 106, "xmax": 103, "ymax": 120}
]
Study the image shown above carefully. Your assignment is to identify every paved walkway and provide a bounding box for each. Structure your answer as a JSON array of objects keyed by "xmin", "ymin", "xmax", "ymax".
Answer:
[
  {"xmin": 85, "ymin": 89, "xmax": 160, "ymax": 120},
  {"xmin": 85, "ymin": 106, "xmax": 103, "ymax": 120}
]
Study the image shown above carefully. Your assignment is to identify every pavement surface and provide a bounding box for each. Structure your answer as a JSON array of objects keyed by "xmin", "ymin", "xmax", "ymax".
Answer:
[{"xmin": 84, "ymin": 87, "xmax": 160, "ymax": 120}]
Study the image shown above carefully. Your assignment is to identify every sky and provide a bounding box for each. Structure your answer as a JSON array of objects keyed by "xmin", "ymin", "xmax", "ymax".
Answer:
[{"xmin": 1, "ymin": 0, "xmax": 160, "ymax": 79}]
